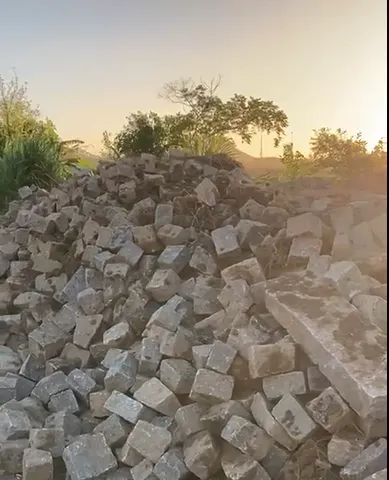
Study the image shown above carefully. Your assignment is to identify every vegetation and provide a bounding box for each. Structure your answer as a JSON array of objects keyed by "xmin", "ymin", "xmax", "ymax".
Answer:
[
  {"xmin": 0, "ymin": 72, "xmax": 84, "ymax": 208},
  {"xmin": 280, "ymin": 128, "xmax": 387, "ymax": 180},
  {"xmin": 103, "ymin": 77, "xmax": 288, "ymax": 158}
]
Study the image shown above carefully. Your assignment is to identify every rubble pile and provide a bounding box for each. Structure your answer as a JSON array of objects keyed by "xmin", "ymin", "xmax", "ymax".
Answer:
[{"xmin": 0, "ymin": 152, "xmax": 387, "ymax": 480}]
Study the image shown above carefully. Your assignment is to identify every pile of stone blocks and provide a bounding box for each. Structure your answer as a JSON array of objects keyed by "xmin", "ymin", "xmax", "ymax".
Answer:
[{"xmin": 0, "ymin": 152, "xmax": 387, "ymax": 479}]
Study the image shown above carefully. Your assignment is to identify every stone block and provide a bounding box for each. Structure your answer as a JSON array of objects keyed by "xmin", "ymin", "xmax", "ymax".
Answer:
[
  {"xmin": 66, "ymin": 368, "xmax": 97, "ymax": 406},
  {"xmin": 153, "ymin": 448, "xmax": 189, "ymax": 480},
  {"xmin": 306, "ymin": 366, "xmax": 331, "ymax": 393},
  {"xmin": 116, "ymin": 241, "xmax": 143, "ymax": 268},
  {"xmin": 272, "ymin": 393, "xmax": 317, "ymax": 444},
  {"xmin": 73, "ymin": 314, "xmax": 103, "ymax": 349},
  {"xmin": 327, "ymin": 425, "xmax": 366, "ymax": 467},
  {"xmin": 221, "ymin": 444, "xmax": 271, "ymax": 480},
  {"xmin": 369, "ymin": 213, "xmax": 387, "ymax": 248},
  {"xmin": 22, "ymin": 448, "xmax": 53, "ymax": 480},
  {"xmin": 146, "ymin": 269, "xmax": 181, "ymax": 302},
  {"xmin": 364, "ymin": 470, "xmax": 387, "ymax": 480},
  {"xmin": 195, "ymin": 178, "xmax": 220, "ymax": 207},
  {"xmin": 306, "ymin": 254, "xmax": 332, "ymax": 277},
  {"xmin": 0, "ymin": 405, "xmax": 31, "ymax": 441},
  {"xmin": 158, "ymin": 245, "xmax": 191, "ymax": 273},
  {"xmin": 211, "ymin": 225, "xmax": 241, "ymax": 259},
  {"xmin": 77, "ymin": 287, "xmax": 104, "ymax": 315},
  {"xmin": 28, "ymin": 322, "xmax": 67, "ymax": 360},
  {"xmin": 104, "ymin": 390, "xmax": 155, "ymax": 424},
  {"xmin": 29, "ymin": 427, "xmax": 65, "ymax": 458},
  {"xmin": 193, "ymin": 275, "xmax": 223, "ymax": 315},
  {"xmin": 205, "ymin": 340, "xmax": 237, "ymax": 374},
  {"xmin": 146, "ymin": 295, "xmax": 191, "ymax": 332},
  {"xmin": 44, "ymin": 411, "xmax": 81, "ymax": 439},
  {"xmin": 103, "ymin": 322, "xmax": 133, "ymax": 348},
  {"xmin": 159, "ymin": 358, "xmax": 196, "ymax": 394},
  {"xmin": 174, "ymin": 403, "xmax": 207, "ymax": 438},
  {"xmin": 104, "ymin": 351, "xmax": 138, "ymax": 393},
  {"xmin": 221, "ymin": 257, "xmax": 265, "ymax": 285},
  {"xmin": 134, "ymin": 378, "xmax": 181, "ymax": 416},
  {"xmin": 189, "ymin": 369, "xmax": 234, "ymax": 405},
  {"xmin": 127, "ymin": 420, "xmax": 171, "ymax": 462},
  {"xmin": 248, "ymin": 343, "xmax": 295, "ymax": 379},
  {"xmin": 262, "ymin": 371, "xmax": 306, "ymax": 400},
  {"xmin": 351, "ymin": 294, "xmax": 387, "ymax": 333},
  {"xmin": 130, "ymin": 458, "xmax": 156, "ymax": 480},
  {"xmin": 330, "ymin": 205, "xmax": 354, "ymax": 233},
  {"xmin": 286, "ymin": 212, "xmax": 323, "ymax": 239},
  {"xmin": 201, "ymin": 400, "xmax": 251, "ymax": 436},
  {"xmin": 155, "ymin": 204, "xmax": 174, "ymax": 230},
  {"xmin": 132, "ymin": 225, "xmax": 163, "ymax": 254},
  {"xmin": 0, "ymin": 438, "xmax": 29, "ymax": 474},
  {"xmin": 221, "ymin": 415, "xmax": 272, "ymax": 461},
  {"xmin": 306, "ymin": 386, "xmax": 352, "ymax": 433},
  {"xmin": 218, "ymin": 279, "xmax": 253, "ymax": 314},
  {"xmin": 62, "ymin": 433, "xmax": 118, "ymax": 480},
  {"xmin": 189, "ymin": 246, "xmax": 218, "ymax": 276},
  {"xmin": 31, "ymin": 371, "xmax": 68, "ymax": 404},
  {"xmin": 192, "ymin": 345, "xmax": 213, "ymax": 370},
  {"xmin": 157, "ymin": 224, "xmax": 189, "ymax": 246},
  {"xmin": 47, "ymin": 388, "xmax": 79, "ymax": 414},
  {"xmin": 235, "ymin": 219, "xmax": 268, "ymax": 249},
  {"xmin": 265, "ymin": 272, "xmax": 387, "ymax": 429},
  {"xmin": 287, "ymin": 236, "xmax": 323, "ymax": 267},
  {"xmin": 183, "ymin": 430, "xmax": 220, "ymax": 480},
  {"xmin": 340, "ymin": 438, "xmax": 387, "ymax": 480},
  {"xmin": 93, "ymin": 414, "xmax": 130, "ymax": 448}
]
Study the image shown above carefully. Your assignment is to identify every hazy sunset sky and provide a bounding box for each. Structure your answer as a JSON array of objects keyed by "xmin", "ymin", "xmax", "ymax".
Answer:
[{"xmin": 0, "ymin": 0, "xmax": 387, "ymax": 157}]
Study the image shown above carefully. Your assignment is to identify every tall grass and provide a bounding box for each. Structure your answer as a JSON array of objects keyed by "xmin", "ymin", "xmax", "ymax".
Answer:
[{"xmin": 0, "ymin": 136, "xmax": 73, "ymax": 209}]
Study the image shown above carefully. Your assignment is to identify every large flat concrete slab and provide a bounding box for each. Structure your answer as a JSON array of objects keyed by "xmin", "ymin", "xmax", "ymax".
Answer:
[{"xmin": 264, "ymin": 273, "xmax": 387, "ymax": 427}]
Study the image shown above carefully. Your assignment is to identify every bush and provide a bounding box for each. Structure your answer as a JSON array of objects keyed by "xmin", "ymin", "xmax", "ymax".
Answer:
[{"xmin": 0, "ymin": 136, "xmax": 71, "ymax": 208}]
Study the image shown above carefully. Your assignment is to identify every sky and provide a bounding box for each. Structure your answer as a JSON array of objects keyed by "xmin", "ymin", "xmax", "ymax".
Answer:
[{"xmin": 0, "ymin": 0, "xmax": 387, "ymax": 157}]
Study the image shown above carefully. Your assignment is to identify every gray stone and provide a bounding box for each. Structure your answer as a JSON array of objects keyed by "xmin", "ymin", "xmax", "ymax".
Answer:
[
  {"xmin": 286, "ymin": 212, "xmax": 323, "ymax": 238},
  {"xmin": 154, "ymin": 448, "xmax": 189, "ymax": 480},
  {"xmin": 195, "ymin": 178, "xmax": 220, "ymax": 206},
  {"xmin": 327, "ymin": 425, "xmax": 366, "ymax": 467},
  {"xmin": 201, "ymin": 400, "xmax": 251, "ymax": 436},
  {"xmin": 364, "ymin": 470, "xmax": 387, "ymax": 480},
  {"xmin": 251, "ymin": 392, "xmax": 298, "ymax": 451},
  {"xmin": 139, "ymin": 337, "xmax": 162, "ymax": 375},
  {"xmin": 189, "ymin": 369, "xmax": 234, "ymax": 405},
  {"xmin": 157, "ymin": 224, "xmax": 189, "ymax": 246},
  {"xmin": 247, "ymin": 343, "xmax": 296, "ymax": 379},
  {"xmin": 134, "ymin": 378, "xmax": 181, "ymax": 417},
  {"xmin": 218, "ymin": 279, "xmax": 253, "ymax": 315},
  {"xmin": 260, "ymin": 443, "xmax": 290, "ymax": 479},
  {"xmin": 28, "ymin": 322, "xmax": 67, "ymax": 360},
  {"xmin": 66, "ymin": 369, "xmax": 97, "ymax": 406},
  {"xmin": 183, "ymin": 430, "xmax": 220, "ymax": 480},
  {"xmin": 262, "ymin": 371, "xmax": 306, "ymax": 400},
  {"xmin": 159, "ymin": 358, "xmax": 196, "ymax": 394},
  {"xmin": 306, "ymin": 254, "xmax": 332, "ymax": 277},
  {"xmin": 0, "ymin": 405, "xmax": 31, "ymax": 441},
  {"xmin": 323, "ymin": 260, "xmax": 368, "ymax": 300},
  {"xmin": 221, "ymin": 444, "xmax": 271, "ymax": 480},
  {"xmin": 93, "ymin": 414, "xmax": 130, "ymax": 448},
  {"xmin": 146, "ymin": 269, "xmax": 181, "ymax": 302},
  {"xmin": 330, "ymin": 205, "xmax": 354, "ymax": 233},
  {"xmin": 127, "ymin": 420, "xmax": 171, "ymax": 462},
  {"xmin": 287, "ymin": 236, "xmax": 323, "ymax": 267},
  {"xmin": 174, "ymin": 403, "xmax": 207, "ymax": 438},
  {"xmin": 306, "ymin": 386, "xmax": 352, "ymax": 433},
  {"xmin": 52, "ymin": 303, "xmax": 82, "ymax": 334},
  {"xmin": 221, "ymin": 257, "xmax": 265, "ymax": 285},
  {"xmin": 158, "ymin": 245, "xmax": 191, "ymax": 273},
  {"xmin": 340, "ymin": 438, "xmax": 387, "ymax": 480},
  {"xmin": 31, "ymin": 371, "xmax": 68, "ymax": 404},
  {"xmin": 22, "ymin": 448, "xmax": 53, "ymax": 480},
  {"xmin": 73, "ymin": 314, "xmax": 103, "ymax": 349},
  {"xmin": 189, "ymin": 246, "xmax": 218, "ymax": 276},
  {"xmin": 89, "ymin": 390, "xmax": 110, "ymax": 418},
  {"xmin": 131, "ymin": 458, "xmax": 156, "ymax": 480},
  {"xmin": 104, "ymin": 351, "xmax": 138, "ymax": 393},
  {"xmin": 265, "ymin": 272, "xmax": 387, "ymax": 430},
  {"xmin": 117, "ymin": 241, "xmax": 144, "ymax": 267},
  {"xmin": 155, "ymin": 204, "xmax": 174, "ymax": 230},
  {"xmin": 221, "ymin": 415, "xmax": 272, "ymax": 461},
  {"xmin": 211, "ymin": 225, "xmax": 241, "ymax": 259},
  {"xmin": 58, "ymin": 266, "xmax": 87, "ymax": 304},
  {"xmin": 103, "ymin": 322, "xmax": 133, "ymax": 348},
  {"xmin": 306, "ymin": 365, "xmax": 331, "ymax": 393},
  {"xmin": 18, "ymin": 397, "xmax": 49, "ymax": 428},
  {"xmin": 117, "ymin": 435, "xmax": 144, "ymax": 467},
  {"xmin": 192, "ymin": 345, "xmax": 213, "ymax": 370},
  {"xmin": 77, "ymin": 287, "xmax": 104, "ymax": 315},
  {"xmin": 272, "ymin": 393, "xmax": 317, "ymax": 444},
  {"xmin": 44, "ymin": 411, "xmax": 81, "ymax": 439},
  {"xmin": 351, "ymin": 294, "xmax": 387, "ymax": 333},
  {"xmin": 146, "ymin": 295, "xmax": 191, "ymax": 332},
  {"xmin": 47, "ymin": 388, "xmax": 79, "ymax": 414},
  {"xmin": 205, "ymin": 340, "xmax": 237, "ymax": 374},
  {"xmin": 29, "ymin": 427, "xmax": 65, "ymax": 458},
  {"xmin": 62, "ymin": 433, "xmax": 118, "ymax": 480},
  {"xmin": 0, "ymin": 346, "xmax": 21, "ymax": 376},
  {"xmin": 0, "ymin": 438, "xmax": 29, "ymax": 474},
  {"xmin": 104, "ymin": 390, "xmax": 155, "ymax": 424},
  {"xmin": 132, "ymin": 225, "xmax": 163, "ymax": 253},
  {"xmin": 235, "ymin": 219, "xmax": 268, "ymax": 249},
  {"xmin": 0, "ymin": 375, "xmax": 17, "ymax": 404},
  {"xmin": 239, "ymin": 199, "xmax": 265, "ymax": 221},
  {"xmin": 193, "ymin": 275, "xmax": 223, "ymax": 315}
]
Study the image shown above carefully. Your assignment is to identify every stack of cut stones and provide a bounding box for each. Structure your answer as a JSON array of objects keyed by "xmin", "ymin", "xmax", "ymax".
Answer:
[{"xmin": 0, "ymin": 152, "xmax": 387, "ymax": 480}]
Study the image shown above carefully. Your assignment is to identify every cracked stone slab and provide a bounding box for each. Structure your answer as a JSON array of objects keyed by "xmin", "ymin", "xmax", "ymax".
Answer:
[{"xmin": 265, "ymin": 272, "xmax": 387, "ymax": 431}]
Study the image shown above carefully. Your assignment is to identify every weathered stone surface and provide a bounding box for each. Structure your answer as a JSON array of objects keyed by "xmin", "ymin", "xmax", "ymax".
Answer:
[
  {"xmin": 189, "ymin": 368, "xmax": 234, "ymax": 405},
  {"xmin": 134, "ymin": 378, "xmax": 181, "ymax": 416},
  {"xmin": 286, "ymin": 212, "xmax": 323, "ymax": 238},
  {"xmin": 29, "ymin": 427, "xmax": 65, "ymax": 458},
  {"xmin": 159, "ymin": 358, "xmax": 196, "ymax": 394},
  {"xmin": 158, "ymin": 245, "xmax": 191, "ymax": 273},
  {"xmin": 62, "ymin": 433, "xmax": 118, "ymax": 480},
  {"xmin": 189, "ymin": 246, "xmax": 218, "ymax": 276},
  {"xmin": 351, "ymin": 294, "xmax": 387, "ymax": 333},
  {"xmin": 146, "ymin": 269, "xmax": 181, "ymax": 302},
  {"xmin": 221, "ymin": 415, "xmax": 272, "ymax": 461},
  {"xmin": 340, "ymin": 438, "xmax": 387, "ymax": 480},
  {"xmin": 183, "ymin": 430, "xmax": 220, "ymax": 480},
  {"xmin": 265, "ymin": 272, "xmax": 387, "ymax": 430},
  {"xmin": 127, "ymin": 420, "xmax": 171, "ymax": 462},
  {"xmin": 174, "ymin": 403, "xmax": 207, "ymax": 438},
  {"xmin": 221, "ymin": 257, "xmax": 265, "ymax": 285},
  {"xmin": 195, "ymin": 178, "xmax": 220, "ymax": 207},
  {"xmin": 104, "ymin": 351, "xmax": 138, "ymax": 393},
  {"xmin": 327, "ymin": 425, "xmax": 367, "ymax": 467},
  {"xmin": 262, "ymin": 371, "xmax": 306, "ymax": 400},
  {"xmin": 153, "ymin": 448, "xmax": 189, "ymax": 480},
  {"xmin": 201, "ymin": 400, "xmax": 251, "ymax": 436},
  {"xmin": 221, "ymin": 443, "xmax": 271, "ymax": 480},
  {"xmin": 287, "ymin": 236, "xmax": 323, "ymax": 267},
  {"xmin": 93, "ymin": 413, "xmax": 130, "ymax": 448},
  {"xmin": 22, "ymin": 448, "xmax": 53, "ymax": 480},
  {"xmin": 0, "ymin": 346, "xmax": 21, "ymax": 375},
  {"xmin": 247, "ymin": 343, "xmax": 296, "ymax": 379},
  {"xmin": 211, "ymin": 225, "xmax": 241, "ymax": 259}
]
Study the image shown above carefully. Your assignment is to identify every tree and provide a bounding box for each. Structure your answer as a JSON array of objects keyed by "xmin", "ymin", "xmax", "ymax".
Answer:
[
  {"xmin": 160, "ymin": 77, "xmax": 288, "ymax": 148},
  {"xmin": 280, "ymin": 142, "xmax": 313, "ymax": 179},
  {"xmin": 0, "ymin": 72, "xmax": 59, "ymax": 153},
  {"xmin": 106, "ymin": 77, "xmax": 288, "ymax": 158},
  {"xmin": 310, "ymin": 128, "xmax": 370, "ymax": 177}
]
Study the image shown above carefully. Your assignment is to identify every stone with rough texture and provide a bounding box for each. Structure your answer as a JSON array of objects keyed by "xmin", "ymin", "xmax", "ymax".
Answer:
[
  {"xmin": 134, "ymin": 378, "xmax": 181, "ymax": 416},
  {"xmin": 153, "ymin": 448, "xmax": 189, "ymax": 480},
  {"xmin": 327, "ymin": 425, "xmax": 367, "ymax": 467},
  {"xmin": 126, "ymin": 420, "xmax": 171, "ymax": 463},
  {"xmin": 221, "ymin": 444, "xmax": 271, "ymax": 480},
  {"xmin": 146, "ymin": 269, "xmax": 181, "ymax": 302},
  {"xmin": 262, "ymin": 371, "xmax": 306, "ymax": 400},
  {"xmin": 286, "ymin": 212, "xmax": 323, "ymax": 238},
  {"xmin": 183, "ymin": 430, "xmax": 220, "ymax": 480},
  {"xmin": 340, "ymin": 438, "xmax": 387, "ymax": 480},
  {"xmin": 265, "ymin": 272, "xmax": 387, "ymax": 432},
  {"xmin": 22, "ymin": 448, "xmax": 53, "ymax": 480},
  {"xmin": 247, "ymin": 343, "xmax": 295, "ymax": 379},
  {"xmin": 351, "ymin": 294, "xmax": 387, "ymax": 333},
  {"xmin": 189, "ymin": 368, "xmax": 234, "ymax": 405},
  {"xmin": 62, "ymin": 433, "xmax": 118, "ymax": 480},
  {"xmin": 104, "ymin": 390, "xmax": 155, "ymax": 424},
  {"xmin": 211, "ymin": 225, "xmax": 241, "ymax": 259}
]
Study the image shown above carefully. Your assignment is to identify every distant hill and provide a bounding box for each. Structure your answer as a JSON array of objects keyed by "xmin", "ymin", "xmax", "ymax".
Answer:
[{"xmin": 234, "ymin": 149, "xmax": 284, "ymax": 178}]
